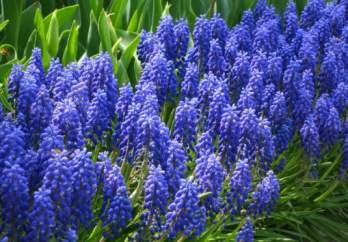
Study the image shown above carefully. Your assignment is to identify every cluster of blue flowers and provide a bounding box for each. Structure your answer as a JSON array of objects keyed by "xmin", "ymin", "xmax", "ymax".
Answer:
[{"xmin": 0, "ymin": 0, "xmax": 347, "ymax": 241}]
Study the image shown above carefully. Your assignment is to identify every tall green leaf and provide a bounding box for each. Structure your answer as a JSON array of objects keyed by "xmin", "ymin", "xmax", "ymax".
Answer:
[
  {"xmin": 2, "ymin": 0, "xmax": 24, "ymax": 48},
  {"xmin": 62, "ymin": 21, "xmax": 79, "ymax": 65},
  {"xmin": 34, "ymin": 9, "xmax": 50, "ymax": 68},
  {"xmin": 46, "ymin": 11, "xmax": 59, "ymax": 57}
]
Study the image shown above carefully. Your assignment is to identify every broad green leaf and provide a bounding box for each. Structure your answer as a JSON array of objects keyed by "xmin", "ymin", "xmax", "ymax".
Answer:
[
  {"xmin": 46, "ymin": 12, "xmax": 59, "ymax": 57},
  {"xmin": 23, "ymin": 30, "xmax": 37, "ymax": 60},
  {"xmin": 34, "ymin": 9, "xmax": 50, "ymax": 68},
  {"xmin": 0, "ymin": 20, "xmax": 10, "ymax": 32},
  {"xmin": 120, "ymin": 34, "xmax": 140, "ymax": 69},
  {"xmin": 127, "ymin": 9, "xmax": 139, "ymax": 32},
  {"xmin": 62, "ymin": 21, "xmax": 79, "ymax": 66},
  {"xmin": 18, "ymin": 1, "xmax": 41, "ymax": 56},
  {"xmin": 87, "ymin": 221, "xmax": 103, "ymax": 242},
  {"xmin": 43, "ymin": 5, "xmax": 79, "ymax": 33},
  {"xmin": 87, "ymin": 12, "xmax": 100, "ymax": 56},
  {"xmin": 2, "ymin": 0, "xmax": 24, "ymax": 48},
  {"xmin": 98, "ymin": 10, "xmax": 112, "ymax": 54},
  {"xmin": 109, "ymin": 0, "xmax": 128, "ymax": 29}
]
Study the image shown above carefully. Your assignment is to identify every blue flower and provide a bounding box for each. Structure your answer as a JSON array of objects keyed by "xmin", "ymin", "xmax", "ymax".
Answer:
[
  {"xmin": 52, "ymin": 98, "xmax": 84, "ymax": 149},
  {"xmin": 0, "ymin": 164, "xmax": 29, "ymax": 239},
  {"xmin": 283, "ymin": 59, "xmax": 302, "ymax": 111},
  {"xmin": 332, "ymin": 82, "xmax": 348, "ymax": 115},
  {"xmin": 174, "ymin": 98, "xmax": 198, "ymax": 152},
  {"xmin": 329, "ymin": 2, "xmax": 345, "ymax": 37},
  {"xmin": 41, "ymin": 151, "xmax": 73, "ymax": 237},
  {"xmin": 78, "ymin": 57, "xmax": 94, "ymax": 100},
  {"xmin": 301, "ymin": 0, "xmax": 325, "ymax": 29},
  {"xmin": 0, "ymin": 119, "xmax": 26, "ymax": 167},
  {"xmin": 181, "ymin": 63, "xmax": 199, "ymax": 100},
  {"xmin": 91, "ymin": 53, "xmax": 118, "ymax": 118},
  {"xmin": 28, "ymin": 188, "xmax": 56, "ymax": 242},
  {"xmin": 8, "ymin": 64, "xmax": 24, "ymax": 102},
  {"xmin": 228, "ymin": 159, "xmax": 252, "ymax": 216},
  {"xmin": 29, "ymin": 85, "xmax": 54, "ymax": 143},
  {"xmin": 241, "ymin": 10, "xmax": 255, "ymax": 34},
  {"xmin": 261, "ymin": 83, "xmax": 276, "ymax": 117},
  {"xmin": 113, "ymin": 84, "xmax": 134, "ymax": 147},
  {"xmin": 208, "ymin": 39, "xmax": 227, "ymax": 76},
  {"xmin": 210, "ymin": 14, "xmax": 229, "ymax": 50},
  {"xmin": 17, "ymin": 73, "xmax": 39, "ymax": 127},
  {"xmin": 292, "ymin": 87, "xmax": 312, "ymax": 128},
  {"xmin": 37, "ymin": 125, "xmax": 65, "ymax": 174},
  {"xmin": 70, "ymin": 149, "xmax": 97, "ymax": 227},
  {"xmin": 174, "ymin": 19, "xmax": 190, "ymax": 77},
  {"xmin": 302, "ymin": 69, "xmax": 315, "ymax": 101},
  {"xmin": 253, "ymin": 20, "xmax": 280, "ymax": 53},
  {"xmin": 274, "ymin": 120, "xmax": 294, "ymax": 155},
  {"xmin": 193, "ymin": 16, "xmax": 212, "ymax": 73},
  {"xmin": 156, "ymin": 16, "xmax": 176, "ymax": 62},
  {"xmin": 166, "ymin": 140, "xmax": 187, "ymax": 194},
  {"xmin": 102, "ymin": 164, "xmax": 132, "ymax": 237},
  {"xmin": 67, "ymin": 81, "xmax": 89, "ymax": 128},
  {"xmin": 46, "ymin": 58, "xmax": 63, "ymax": 91},
  {"xmin": 143, "ymin": 165, "xmax": 169, "ymax": 234},
  {"xmin": 219, "ymin": 105, "xmax": 240, "ymax": 170},
  {"xmin": 164, "ymin": 180, "xmax": 206, "ymax": 238},
  {"xmin": 339, "ymin": 133, "xmax": 348, "ymax": 177},
  {"xmin": 319, "ymin": 107, "xmax": 341, "ymax": 148},
  {"xmin": 140, "ymin": 51, "xmax": 170, "ymax": 107},
  {"xmin": 319, "ymin": 51, "xmax": 340, "ymax": 93},
  {"xmin": 196, "ymin": 131, "xmax": 214, "ymax": 159},
  {"xmin": 208, "ymin": 84, "xmax": 229, "ymax": 137},
  {"xmin": 52, "ymin": 67, "xmax": 77, "ymax": 102},
  {"xmin": 254, "ymin": 0, "xmax": 267, "ymax": 20},
  {"xmin": 230, "ymin": 51, "xmax": 250, "ymax": 101},
  {"xmin": 138, "ymin": 31, "xmax": 157, "ymax": 65},
  {"xmin": 85, "ymin": 89, "xmax": 111, "ymax": 143},
  {"xmin": 300, "ymin": 115, "xmax": 321, "ymax": 164},
  {"xmin": 195, "ymin": 153, "xmax": 226, "ymax": 213},
  {"xmin": 248, "ymin": 170, "xmax": 280, "ymax": 217},
  {"xmin": 284, "ymin": 0, "xmax": 299, "ymax": 42},
  {"xmin": 268, "ymin": 90, "xmax": 287, "ymax": 128},
  {"xmin": 236, "ymin": 218, "xmax": 254, "ymax": 242},
  {"xmin": 197, "ymin": 73, "xmax": 220, "ymax": 129},
  {"xmin": 27, "ymin": 48, "xmax": 46, "ymax": 86},
  {"xmin": 298, "ymin": 31, "xmax": 318, "ymax": 72},
  {"xmin": 266, "ymin": 53, "xmax": 283, "ymax": 87}
]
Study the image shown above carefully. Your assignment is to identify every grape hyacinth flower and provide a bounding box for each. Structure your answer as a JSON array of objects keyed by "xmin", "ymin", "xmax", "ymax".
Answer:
[
  {"xmin": 174, "ymin": 98, "xmax": 198, "ymax": 152},
  {"xmin": 102, "ymin": 164, "xmax": 132, "ymax": 237},
  {"xmin": 210, "ymin": 14, "xmax": 229, "ymax": 49},
  {"xmin": 8, "ymin": 64, "xmax": 24, "ymax": 102},
  {"xmin": 196, "ymin": 131, "xmax": 214, "ymax": 159},
  {"xmin": 143, "ymin": 165, "xmax": 169, "ymax": 235},
  {"xmin": 339, "ymin": 133, "xmax": 348, "ymax": 177},
  {"xmin": 284, "ymin": 0, "xmax": 299, "ymax": 42},
  {"xmin": 0, "ymin": 164, "xmax": 29, "ymax": 240},
  {"xmin": 193, "ymin": 16, "xmax": 212, "ymax": 73},
  {"xmin": 28, "ymin": 188, "xmax": 56, "ymax": 242},
  {"xmin": 156, "ymin": 16, "xmax": 176, "ymax": 62},
  {"xmin": 228, "ymin": 159, "xmax": 252, "ymax": 216},
  {"xmin": 300, "ymin": 115, "xmax": 321, "ymax": 168},
  {"xmin": 70, "ymin": 149, "xmax": 97, "ymax": 227},
  {"xmin": 138, "ymin": 31, "xmax": 157, "ymax": 65},
  {"xmin": 181, "ymin": 63, "xmax": 199, "ymax": 100},
  {"xmin": 332, "ymin": 82, "xmax": 348, "ymax": 115},
  {"xmin": 67, "ymin": 81, "xmax": 89, "ymax": 128},
  {"xmin": 29, "ymin": 85, "xmax": 54, "ymax": 143},
  {"xmin": 27, "ymin": 48, "xmax": 45, "ymax": 86},
  {"xmin": 195, "ymin": 153, "xmax": 226, "ymax": 213},
  {"xmin": 236, "ymin": 218, "xmax": 254, "ymax": 242},
  {"xmin": 164, "ymin": 180, "xmax": 206, "ymax": 239},
  {"xmin": 85, "ymin": 89, "xmax": 110, "ymax": 143},
  {"xmin": 219, "ymin": 105, "xmax": 240, "ymax": 170},
  {"xmin": 166, "ymin": 140, "xmax": 187, "ymax": 194},
  {"xmin": 207, "ymin": 38, "xmax": 227, "ymax": 76},
  {"xmin": 52, "ymin": 98, "xmax": 84, "ymax": 149},
  {"xmin": 248, "ymin": 170, "xmax": 280, "ymax": 217},
  {"xmin": 41, "ymin": 151, "xmax": 73, "ymax": 237},
  {"xmin": 46, "ymin": 58, "xmax": 63, "ymax": 91}
]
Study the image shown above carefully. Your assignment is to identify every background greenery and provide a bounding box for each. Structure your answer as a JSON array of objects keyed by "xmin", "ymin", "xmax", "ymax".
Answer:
[{"xmin": 0, "ymin": 0, "xmax": 347, "ymax": 241}]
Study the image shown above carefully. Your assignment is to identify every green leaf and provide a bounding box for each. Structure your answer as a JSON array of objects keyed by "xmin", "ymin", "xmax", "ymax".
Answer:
[
  {"xmin": 62, "ymin": 21, "xmax": 79, "ymax": 66},
  {"xmin": 98, "ymin": 10, "xmax": 112, "ymax": 54},
  {"xmin": 87, "ymin": 11, "xmax": 101, "ymax": 56},
  {"xmin": 46, "ymin": 12, "xmax": 59, "ymax": 57},
  {"xmin": 87, "ymin": 221, "xmax": 103, "ymax": 241},
  {"xmin": 109, "ymin": 0, "xmax": 128, "ymax": 29},
  {"xmin": 43, "ymin": 5, "xmax": 79, "ymax": 33},
  {"xmin": 0, "ymin": 20, "xmax": 10, "ymax": 32},
  {"xmin": 34, "ymin": 9, "xmax": 50, "ymax": 68},
  {"xmin": 2, "ymin": 0, "xmax": 24, "ymax": 48},
  {"xmin": 18, "ymin": 1, "xmax": 41, "ymax": 57},
  {"xmin": 23, "ymin": 30, "xmax": 37, "ymax": 60},
  {"xmin": 127, "ymin": 9, "xmax": 139, "ymax": 32},
  {"xmin": 120, "ymin": 34, "xmax": 140, "ymax": 69}
]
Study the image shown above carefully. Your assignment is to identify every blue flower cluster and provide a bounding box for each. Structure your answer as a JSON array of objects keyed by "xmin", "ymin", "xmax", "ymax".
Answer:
[{"xmin": 0, "ymin": 0, "xmax": 347, "ymax": 240}]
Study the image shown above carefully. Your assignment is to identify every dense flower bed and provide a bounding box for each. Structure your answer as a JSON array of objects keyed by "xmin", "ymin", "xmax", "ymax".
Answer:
[{"xmin": 0, "ymin": 0, "xmax": 347, "ymax": 241}]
